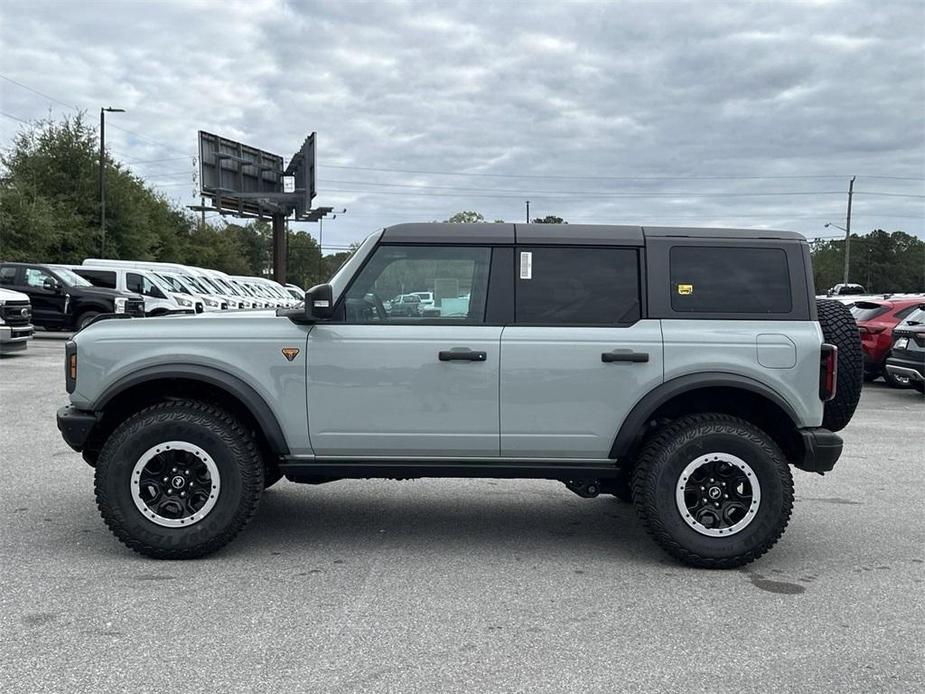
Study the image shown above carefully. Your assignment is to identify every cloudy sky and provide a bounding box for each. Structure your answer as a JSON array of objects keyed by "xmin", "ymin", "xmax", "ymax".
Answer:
[{"xmin": 2, "ymin": 0, "xmax": 923, "ymax": 252}]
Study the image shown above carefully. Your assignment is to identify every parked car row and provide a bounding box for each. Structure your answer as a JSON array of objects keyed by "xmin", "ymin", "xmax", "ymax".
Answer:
[
  {"xmin": 850, "ymin": 296, "xmax": 925, "ymax": 392},
  {"xmin": 0, "ymin": 259, "xmax": 304, "ymax": 337}
]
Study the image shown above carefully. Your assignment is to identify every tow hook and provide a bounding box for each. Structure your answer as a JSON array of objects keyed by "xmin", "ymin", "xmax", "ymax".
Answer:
[{"xmin": 564, "ymin": 479, "xmax": 601, "ymax": 498}]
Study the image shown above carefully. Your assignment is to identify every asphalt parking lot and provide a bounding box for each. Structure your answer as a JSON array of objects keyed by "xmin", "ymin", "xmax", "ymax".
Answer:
[{"xmin": 1, "ymin": 335, "xmax": 923, "ymax": 693}]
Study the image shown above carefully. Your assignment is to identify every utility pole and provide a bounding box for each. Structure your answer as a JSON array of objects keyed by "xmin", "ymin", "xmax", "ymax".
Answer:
[
  {"xmin": 272, "ymin": 213, "xmax": 287, "ymax": 285},
  {"xmin": 99, "ymin": 107, "xmax": 125, "ymax": 256},
  {"xmin": 525, "ymin": 200, "xmax": 530, "ymax": 223},
  {"xmin": 843, "ymin": 175, "xmax": 856, "ymax": 285}
]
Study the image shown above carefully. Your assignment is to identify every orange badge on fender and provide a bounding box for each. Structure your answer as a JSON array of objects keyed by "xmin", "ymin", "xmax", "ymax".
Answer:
[{"xmin": 281, "ymin": 347, "xmax": 300, "ymax": 362}]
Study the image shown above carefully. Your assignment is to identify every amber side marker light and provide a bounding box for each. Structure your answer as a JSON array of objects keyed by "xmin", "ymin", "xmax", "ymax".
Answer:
[{"xmin": 68, "ymin": 354, "xmax": 77, "ymax": 380}]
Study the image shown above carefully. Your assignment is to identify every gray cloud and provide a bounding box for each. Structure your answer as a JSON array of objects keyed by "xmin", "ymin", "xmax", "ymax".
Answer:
[{"xmin": 1, "ymin": 0, "xmax": 922, "ymax": 251}]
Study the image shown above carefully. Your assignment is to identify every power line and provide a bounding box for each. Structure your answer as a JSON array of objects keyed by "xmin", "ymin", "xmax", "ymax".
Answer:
[
  {"xmin": 320, "ymin": 178, "xmax": 925, "ymax": 199},
  {"xmin": 320, "ymin": 163, "xmax": 925, "ymax": 183},
  {"xmin": 321, "ymin": 186, "xmax": 925, "ymax": 201},
  {"xmin": 0, "ymin": 74, "xmax": 77, "ymax": 110},
  {"xmin": 0, "ymin": 72, "xmax": 191, "ymax": 157},
  {"xmin": 123, "ymin": 156, "xmax": 193, "ymax": 165},
  {"xmin": 0, "ymin": 110, "xmax": 29, "ymax": 124}
]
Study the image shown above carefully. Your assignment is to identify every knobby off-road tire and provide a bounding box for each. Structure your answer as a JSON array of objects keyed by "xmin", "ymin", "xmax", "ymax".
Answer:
[
  {"xmin": 95, "ymin": 400, "xmax": 263, "ymax": 559},
  {"xmin": 632, "ymin": 414, "xmax": 794, "ymax": 569},
  {"xmin": 816, "ymin": 299, "xmax": 863, "ymax": 432}
]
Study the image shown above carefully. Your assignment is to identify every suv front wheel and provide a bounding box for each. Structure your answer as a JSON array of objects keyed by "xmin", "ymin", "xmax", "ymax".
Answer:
[
  {"xmin": 632, "ymin": 414, "xmax": 794, "ymax": 569},
  {"xmin": 94, "ymin": 400, "xmax": 264, "ymax": 559}
]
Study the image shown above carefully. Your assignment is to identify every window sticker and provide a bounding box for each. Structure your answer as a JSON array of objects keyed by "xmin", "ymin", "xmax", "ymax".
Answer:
[
  {"xmin": 520, "ymin": 251, "xmax": 533, "ymax": 280},
  {"xmin": 677, "ymin": 283, "xmax": 693, "ymax": 295}
]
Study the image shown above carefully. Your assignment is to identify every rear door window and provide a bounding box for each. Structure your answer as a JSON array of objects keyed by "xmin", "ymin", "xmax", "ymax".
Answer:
[
  {"xmin": 669, "ymin": 246, "xmax": 792, "ymax": 314},
  {"xmin": 850, "ymin": 302, "xmax": 888, "ymax": 322},
  {"xmin": 515, "ymin": 247, "xmax": 640, "ymax": 325},
  {"xmin": 77, "ymin": 269, "xmax": 117, "ymax": 289}
]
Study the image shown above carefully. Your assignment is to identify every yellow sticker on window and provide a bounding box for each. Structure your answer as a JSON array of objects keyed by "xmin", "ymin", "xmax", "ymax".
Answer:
[{"xmin": 677, "ymin": 284, "xmax": 693, "ymax": 295}]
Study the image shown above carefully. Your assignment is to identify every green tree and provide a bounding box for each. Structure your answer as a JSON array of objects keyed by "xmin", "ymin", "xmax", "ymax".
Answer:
[
  {"xmin": 532, "ymin": 215, "xmax": 566, "ymax": 224},
  {"xmin": 445, "ymin": 211, "xmax": 485, "ymax": 224},
  {"xmin": 810, "ymin": 230, "xmax": 924, "ymax": 293}
]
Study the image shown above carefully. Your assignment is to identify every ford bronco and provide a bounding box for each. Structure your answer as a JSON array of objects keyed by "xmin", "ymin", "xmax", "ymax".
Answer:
[{"xmin": 56, "ymin": 224, "xmax": 863, "ymax": 568}]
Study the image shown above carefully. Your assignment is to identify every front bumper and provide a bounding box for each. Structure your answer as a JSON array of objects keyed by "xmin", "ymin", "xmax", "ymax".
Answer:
[
  {"xmin": 796, "ymin": 428, "xmax": 843, "ymax": 474},
  {"xmin": 0, "ymin": 324, "xmax": 34, "ymax": 352},
  {"xmin": 57, "ymin": 405, "xmax": 99, "ymax": 451}
]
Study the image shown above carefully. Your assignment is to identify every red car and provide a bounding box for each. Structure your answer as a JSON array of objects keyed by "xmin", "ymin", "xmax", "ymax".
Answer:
[{"xmin": 851, "ymin": 297, "xmax": 925, "ymax": 387}]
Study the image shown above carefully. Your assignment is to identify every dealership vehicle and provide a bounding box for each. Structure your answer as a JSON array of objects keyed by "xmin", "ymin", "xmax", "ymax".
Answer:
[
  {"xmin": 851, "ymin": 297, "xmax": 925, "ymax": 387},
  {"xmin": 57, "ymin": 224, "xmax": 862, "ymax": 568},
  {"xmin": 285, "ymin": 283, "xmax": 305, "ymax": 302},
  {"xmin": 247, "ymin": 276, "xmax": 298, "ymax": 308},
  {"xmin": 411, "ymin": 291, "xmax": 435, "ymax": 309},
  {"xmin": 0, "ymin": 287, "xmax": 34, "ymax": 354},
  {"xmin": 0, "ymin": 262, "xmax": 144, "ymax": 330},
  {"xmin": 827, "ymin": 283, "xmax": 866, "ymax": 297},
  {"xmin": 82, "ymin": 259, "xmax": 229, "ymax": 311},
  {"xmin": 885, "ymin": 306, "xmax": 925, "ymax": 394},
  {"xmin": 229, "ymin": 276, "xmax": 284, "ymax": 308},
  {"xmin": 62, "ymin": 265, "xmax": 198, "ymax": 316},
  {"xmin": 388, "ymin": 293, "xmax": 422, "ymax": 317}
]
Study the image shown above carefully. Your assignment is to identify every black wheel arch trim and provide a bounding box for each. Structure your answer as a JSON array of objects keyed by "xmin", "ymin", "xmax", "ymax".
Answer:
[
  {"xmin": 609, "ymin": 372, "xmax": 801, "ymax": 459},
  {"xmin": 93, "ymin": 364, "xmax": 290, "ymax": 455}
]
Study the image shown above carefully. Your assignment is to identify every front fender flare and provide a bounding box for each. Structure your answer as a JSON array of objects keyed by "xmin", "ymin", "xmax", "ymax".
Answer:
[{"xmin": 93, "ymin": 364, "xmax": 290, "ymax": 455}]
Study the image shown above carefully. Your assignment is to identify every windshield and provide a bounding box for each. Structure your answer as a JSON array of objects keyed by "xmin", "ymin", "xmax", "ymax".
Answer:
[
  {"xmin": 155, "ymin": 273, "xmax": 189, "ymax": 294},
  {"xmin": 195, "ymin": 276, "xmax": 223, "ymax": 294},
  {"xmin": 903, "ymin": 308, "xmax": 925, "ymax": 325},
  {"xmin": 850, "ymin": 302, "xmax": 888, "ymax": 322},
  {"xmin": 146, "ymin": 272, "xmax": 175, "ymax": 295},
  {"xmin": 52, "ymin": 266, "xmax": 93, "ymax": 287},
  {"xmin": 182, "ymin": 275, "xmax": 209, "ymax": 293},
  {"xmin": 211, "ymin": 277, "xmax": 238, "ymax": 295}
]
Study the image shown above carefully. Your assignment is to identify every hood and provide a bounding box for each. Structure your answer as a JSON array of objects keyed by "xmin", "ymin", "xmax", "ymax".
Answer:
[
  {"xmin": 0, "ymin": 287, "xmax": 30, "ymax": 302},
  {"xmin": 75, "ymin": 285, "xmax": 143, "ymax": 301},
  {"xmin": 73, "ymin": 307, "xmax": 293, "ymax": 345}
]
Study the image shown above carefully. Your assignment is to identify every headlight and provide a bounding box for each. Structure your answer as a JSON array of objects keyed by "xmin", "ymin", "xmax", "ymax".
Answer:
[
  {"xmin": 203, "ymin": 297, "xmax": 219, "ymax": 308},
  {"xmin": 114, "ymin": 297, "xmax": 127, "ymax": 314},
  {"xmin": 175, "ymin": 296, "xmax": 193, "ymax": 307}
]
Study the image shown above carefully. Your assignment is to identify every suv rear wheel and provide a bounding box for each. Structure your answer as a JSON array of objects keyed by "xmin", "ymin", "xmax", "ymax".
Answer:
[
  {"xmin": 632, "ymin": 413, "xmax": 793, "ymax": 569},
  {"xmin": 94, "ymin": 400, "xmax": 263, "ymax": 559}
]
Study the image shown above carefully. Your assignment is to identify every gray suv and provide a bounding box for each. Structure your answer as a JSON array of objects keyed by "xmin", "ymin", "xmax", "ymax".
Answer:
[{"xmin": 57, "ymin": 224, "xmax": 862, "ymax": 568}]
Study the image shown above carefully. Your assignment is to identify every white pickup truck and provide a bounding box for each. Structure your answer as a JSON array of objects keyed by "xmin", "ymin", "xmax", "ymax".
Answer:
[{"xmin": 0, "ymin": 287, "xmax": 34, "ymax": 354}]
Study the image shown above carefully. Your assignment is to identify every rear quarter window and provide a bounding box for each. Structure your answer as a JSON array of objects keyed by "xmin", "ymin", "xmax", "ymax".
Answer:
[{"xmin": 669, "ymin": 246, "xmax": 792, "ymax": 314}]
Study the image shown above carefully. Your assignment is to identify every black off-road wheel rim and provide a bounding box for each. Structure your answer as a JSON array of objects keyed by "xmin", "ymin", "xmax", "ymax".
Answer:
[
  {"xmin": 130, "ymin": 441, "xmax": 221, "ymax": 528},
  {"xmin": 675, "ymin": 453, "xmax": 761, "ymax": 537}
]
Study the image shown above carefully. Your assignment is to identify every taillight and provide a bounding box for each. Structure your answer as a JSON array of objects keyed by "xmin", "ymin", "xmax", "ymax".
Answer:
[
  {"xmin": 858, "ymin": 325, "xmax": 885, "ymax": 335},
  {"xmin": 819, "ymin": 343, "xmax": 837, "ymax": 401}
]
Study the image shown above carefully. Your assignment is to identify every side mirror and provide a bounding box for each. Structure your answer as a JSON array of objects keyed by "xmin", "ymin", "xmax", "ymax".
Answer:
[
  {"xmin": 305, "ymin": 283, "xmax": 335, "ymax": 320},
  {"xmin": 43, "ymin": 277, "xmax": 60, "ymax": 292}
]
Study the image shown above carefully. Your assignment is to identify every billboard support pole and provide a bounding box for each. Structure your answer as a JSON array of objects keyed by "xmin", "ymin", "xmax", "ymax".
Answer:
[{"xmin": 272, "ymin": 213, "xmax": 287, "ymax": 284}]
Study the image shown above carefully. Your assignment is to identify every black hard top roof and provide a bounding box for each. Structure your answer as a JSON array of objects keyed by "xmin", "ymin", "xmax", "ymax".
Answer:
[{"xmin": 380, "ymin": 223, "xmax": 805, "ymax": 245}]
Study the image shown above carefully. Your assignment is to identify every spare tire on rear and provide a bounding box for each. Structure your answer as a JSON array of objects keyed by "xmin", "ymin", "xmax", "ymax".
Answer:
[{"xmin": 817, "ymin": 299, "xmax": 862, "ymax": 432}]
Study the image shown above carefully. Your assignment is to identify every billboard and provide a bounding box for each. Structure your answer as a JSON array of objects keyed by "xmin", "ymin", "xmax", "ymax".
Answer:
[
  {"xmin": 285, "ymin": 132, "xmax": 316, "ymax": 218},
  {"xmin": 198, "ymin": 131, "xmax": 285, "ymax": 216}
]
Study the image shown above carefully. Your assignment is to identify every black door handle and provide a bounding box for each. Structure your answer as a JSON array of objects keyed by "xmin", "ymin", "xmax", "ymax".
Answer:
[
  {"xmin": 439, "ymin": 349, "xmax": 487, "ymax": 362},
  {"xmin": 602, "ymin": 349, "xmax": 649, "ymax": 363}
]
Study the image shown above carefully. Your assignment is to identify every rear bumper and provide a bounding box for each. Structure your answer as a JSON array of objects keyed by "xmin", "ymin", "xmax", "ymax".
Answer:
[
  {"xmin": 796, "ymin": 428, "xmax": 843, "ymax": 474},
  {"xmin": 56, "ymin": 405, "xmax": 99, "ymax": 451},
  {"xmin": 885, "ymin": 356, "xmax": 924, "ymax": 382}
]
